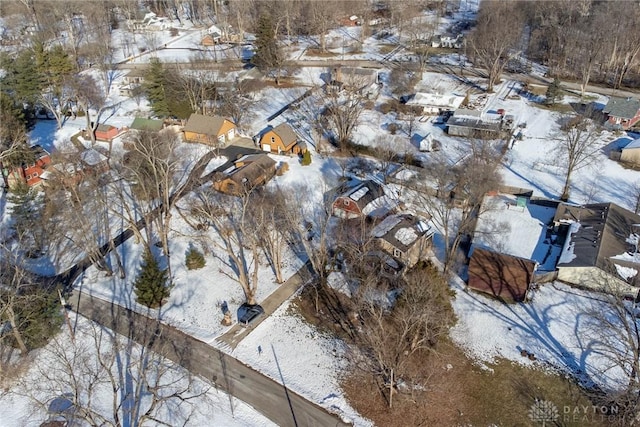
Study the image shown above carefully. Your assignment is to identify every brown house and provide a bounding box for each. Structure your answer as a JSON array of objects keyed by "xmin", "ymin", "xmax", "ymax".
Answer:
[
  {"xmin": 213, "ymin": 154, "xmax": 276, "ymax": 196},
  {"xmin": 259, "ymin": 123, "xmax": 305, "ymax": 155},
  {"xmin": 183, "ymin": 113, "xmax": 237, "ymax": 147},
  {"xmin": 332, "ymin": 180, "xmax": 386, "ymax": 219},
  {"xmin": 80, "ymin": 148, "xmax": 110, "ymax": 175},
  {"xmin": 468, "ymin": 247, "xmax": 537, "ymax": 303},
  {"xmin": 371, "ymin": 214, "xmax": 434, "ymax": 269}
]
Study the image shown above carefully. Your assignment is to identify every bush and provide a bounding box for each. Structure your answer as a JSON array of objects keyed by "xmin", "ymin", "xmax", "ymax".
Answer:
[
  {"xmin": 134, "ymin": 249, "xmax": 170, "ymax": 308},
  {"xmin": 169, "ymin": 27, "xmax": 179, "ymax": 37},
  {"xmin": 301, "ymin": 150, "xmax": 312, "ymax": 166},
  {"xmin": 388, "ymin": 122, "xmax": 398, "ymax": 135},
  {"xmin": 185, "ymin": 246, "xmax": 206, "ymax": 270}
]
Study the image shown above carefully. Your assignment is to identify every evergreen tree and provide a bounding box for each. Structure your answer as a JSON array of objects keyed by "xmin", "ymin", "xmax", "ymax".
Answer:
[
  {"xmin": 143, "ymin": 58, "xmax": 171, "ymax": 118},
  {"xmin": 301, "ymin": 150, "xmax": 312, "ymax": 166},
  {"xmin": 252, "ymin": 14, "xmax": 285, "ymax": 83},
  {"xmin": 545, "ymin": 78, "xmax": 563, "ymax": 105},
  {"xmin": 185, "ymin": 246, "xmax": 206, "ymax": 270},
  {"xmin": 134, "ymin": 248, "xmax": 170, "ymax": 308}
]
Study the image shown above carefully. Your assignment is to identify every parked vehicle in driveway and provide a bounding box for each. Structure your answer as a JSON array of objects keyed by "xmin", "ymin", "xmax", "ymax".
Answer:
[{"xmin": 238, "ymin": 303, "xmax": 264, "ymax": 327}]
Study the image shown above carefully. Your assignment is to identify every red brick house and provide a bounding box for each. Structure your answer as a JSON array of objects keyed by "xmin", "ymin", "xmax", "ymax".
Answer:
[
  {"xmin": 1, "ymin": 145, "xmax": 51, "ymax": 189},
  {"xmin": 603, "ymin": 97, "xmax": 640, "ymax": 130}
]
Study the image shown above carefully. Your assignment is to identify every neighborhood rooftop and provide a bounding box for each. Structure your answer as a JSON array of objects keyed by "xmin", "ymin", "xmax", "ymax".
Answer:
[{"xmin": 603, "ymin": 97, "xmax": 640, "ymax": 119}]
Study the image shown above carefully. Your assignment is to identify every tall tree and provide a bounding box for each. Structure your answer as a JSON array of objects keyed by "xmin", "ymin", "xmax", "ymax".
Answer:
[
  {"xmin": 143, "ymin": 58, "xmax": 171, "ymax": 118},
  {"xmin": 252, "ymin": 14, "xmax": 285, "ymax": 84},
  {"xmin": 468, "ymin": 1, "xmax": 524, "ymax": 92},
  {"xmin": 554, "ymin": 115, "xmax": 601, "ymax": 202}
]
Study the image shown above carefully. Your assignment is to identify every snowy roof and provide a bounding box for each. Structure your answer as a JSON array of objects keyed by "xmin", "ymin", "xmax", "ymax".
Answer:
[
  {"xmin": 406, "ymin": 93, "xmax": 465, "ymax": 109},
  {"xmin": 371, "ymin": 214, "xmax": 433, "ymax": 252},
  {"xmin": 81, "ymin": 148, "xmax": 108, "ymax": 166},
  {"xmin": 624, "ymin": 138, "xmax": 640, "ymax": 150},
  {"xmin": 349, "ymin": 186, "xmax": 369, "ymax": 201}
]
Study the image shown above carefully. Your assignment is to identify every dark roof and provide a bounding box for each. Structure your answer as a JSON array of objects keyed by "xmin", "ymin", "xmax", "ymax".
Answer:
[
  {"xmin": 227, "ymin": 154, "xmax": 276, "ymax": 185},
  {"xmin": 447, "ymin": 112, "xmax": 502, "ymax": 133},
  {"xmin": 555, "ymin": 202, "xmax": 640, "ymax": 271},
  {"xmin": 125, "ymin": 68, "xmax": 148, "ymax": 78},
  {"xmin": 339, "ymin": 180, "xmax": 385, "ymax": 210},
  {"xmin": 271, "ymin": 123, "xmax": 297, "ymax": 146},
  {"xmin": 371, "ymin": 214, "xmax": 433, "ymax": 252},
  {"xmin": 603, "ymin": 97, "xmax": 640, "ymax": 119},
  {"xmin": 130, "ymin": 117, "xmax": 163, "ymax": 131},
  {"xmin": 184, "ymin": 113, "xmax": 233, "ymax": 136},
  {"xmin": 468, "ymin": 248, "xmax": 536, "ymax": 302}
]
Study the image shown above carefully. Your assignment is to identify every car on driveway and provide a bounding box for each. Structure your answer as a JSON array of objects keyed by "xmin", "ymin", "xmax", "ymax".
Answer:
[{"xmin": 238, "ymin": 303, "xmax": 264, "ymax": 327}]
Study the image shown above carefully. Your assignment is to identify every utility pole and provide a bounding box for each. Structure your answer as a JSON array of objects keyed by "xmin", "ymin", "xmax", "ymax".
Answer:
[{"xmin": 58, "ymin": 289, "xmax": 75, "ymax": 343}]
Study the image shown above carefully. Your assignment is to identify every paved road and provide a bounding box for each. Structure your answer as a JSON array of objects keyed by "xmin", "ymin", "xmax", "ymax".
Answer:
[{"xmin": 68, "ymin": 288, "xmax": 349, "ymax": 427}]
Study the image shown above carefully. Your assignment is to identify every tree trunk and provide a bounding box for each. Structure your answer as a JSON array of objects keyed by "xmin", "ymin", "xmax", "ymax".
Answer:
[{"xmin": 7, "ymin": 307, "xmax": 28, "ymax": 354}]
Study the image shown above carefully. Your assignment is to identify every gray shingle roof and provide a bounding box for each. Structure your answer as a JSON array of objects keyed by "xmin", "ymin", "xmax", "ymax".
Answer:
[
  {"xmin": 555, "ymin": 202, "xmax": 640, "ymax": 271},
  {"xmin": 183, "ymin": 113, "xmax": 232, "ymax": 136},
  {"xmin": 272, "ymin": 123, "xmax": 297, "ymax": 146},
  {"xmin": 603, "ymin": 97, "xmax": 640, "ymax": 119}
]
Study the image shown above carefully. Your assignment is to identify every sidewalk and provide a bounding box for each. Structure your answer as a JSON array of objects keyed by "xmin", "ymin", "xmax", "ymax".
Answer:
[{"xmin": 217, "ymin": 261, "xmax": 314, "ymax": 349}]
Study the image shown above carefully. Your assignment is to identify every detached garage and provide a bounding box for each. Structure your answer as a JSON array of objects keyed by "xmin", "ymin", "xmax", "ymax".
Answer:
[{"xmin": 183, "ymin": 113, "xmax": 237, "ymax": 147}]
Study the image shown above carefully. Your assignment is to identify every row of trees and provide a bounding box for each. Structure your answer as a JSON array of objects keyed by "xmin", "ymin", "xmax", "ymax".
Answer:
[{"xmin": 469, "ymin": 1, "xmax": 640, "ymax": 92}]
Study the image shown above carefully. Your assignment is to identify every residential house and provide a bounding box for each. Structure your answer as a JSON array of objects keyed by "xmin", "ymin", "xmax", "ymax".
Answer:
[
  {"xmin": 80, "ymin": 148, "xmax": 109, "ymax": 175},
  {"xmin": 212, "ymin": 154, "xmax": 276, "ymax": 196},
  {"xmin": 446, "ymin": 109, "xmax": 504, "ymax": 138},
  {"xmin": 405, "ymin": 92, "xmax": 466, "ymax": 115},
  {"xmin": 183, "ymin": 113, "xmax": 237, "ymax": 147},
  {"xmin": 554, "ymin": 202, "xmax": 640, "ymax": 299},
  {"xmin": 1, "ymin": 145, "xmax": 51, "ymax": 189},
  {"xmin": 329, "ymin": 66, "xmax": 378, "ymax": 92},
  {"xmin": 119, "ymin": 68, "xmax": 147, "ymax": 97},
  {"xmin": 332, "ymin": 180, "xmax": 387, "ymax": 219},
  {"xmin": 370, "ymin": 213, "xmax": 434, "ymax": 269},
  {"xmin": 467, "ymin": 247, "xmax": 537, "ymax": 302},
  {"xmin": 621, "ymin": 138, "xmax": 640, "ymax": 166},
  {"xmin": 258, "ymin": 123, "xmax": 305, "ymax": 155},
  {"xmin": 603, "ymin": 97, "xmax": 640, "ymax": 130},
  {"xmin": 94, "ymin": 124, "xmax": 120, "ymax": 142}
]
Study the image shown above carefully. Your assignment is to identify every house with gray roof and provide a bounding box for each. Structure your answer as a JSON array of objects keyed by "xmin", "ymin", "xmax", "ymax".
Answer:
[
  {"xmin": 332, "ymin": 180, "xmax": 387, "ymax": 219},
  {"xmin": 446, "ymin": 109, "xmax": 505, "ymax": 138},
  {"xmin": 554, "ymin": 202, "xmax": 640, "ymax": 299},
  {"xmin": 603, "ymin": 97, "xmax": 640, "ymax": 130},
  {"xmin": 183, "ymin": 113, "xmax": 237, "ymax": 147},
  {"xmin": 370, "ymin": 213, "xmax": 434, "ymax": 269}
]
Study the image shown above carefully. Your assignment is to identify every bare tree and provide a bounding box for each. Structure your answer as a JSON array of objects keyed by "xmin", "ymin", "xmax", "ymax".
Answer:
[
  {"xmin": 117, "ymin": 129, "xmax": 188, "ymax": 281},
  {"xmin": 554, "ymin": 115, "xmax": 601, "ymax": 201},
  {"xmin": 248, "ymin": 189, "xmax": 290, "ymax": 284},
  {"xmin": 322, "ymin": 80, "xmax": 367, "ymax": 151},
  {"xmin": 183, "ymin": 187, "xmax": 262, "ymax": 305},
  {"xmin": 69, "ymin": 74, "xmax": 111, "ymax": 146},
  {"xmin": 468, "ymin": 1, "xmax": 524, "ymax": 92},
  {"xmin": 413, "ymin": 140, "xmax": 503, "ymax": 274},
  {"xmin": 10, "ymin": 318, "xmax": 211, "ymax": 426},
  {"xmin": 349, "ymin": 264, "xmax": 455, "ymax": 408}
]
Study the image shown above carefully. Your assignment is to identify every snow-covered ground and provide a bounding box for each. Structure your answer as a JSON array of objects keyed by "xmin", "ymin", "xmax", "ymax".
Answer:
[{"xmin": 2, "ymin": 0, "xmax": 640, "ymax": 424}]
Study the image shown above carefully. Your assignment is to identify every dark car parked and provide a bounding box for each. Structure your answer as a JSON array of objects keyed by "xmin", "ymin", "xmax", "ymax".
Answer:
[{"xmin": 238, "ymin": 303, "xmax": 264, "ymax": 327}]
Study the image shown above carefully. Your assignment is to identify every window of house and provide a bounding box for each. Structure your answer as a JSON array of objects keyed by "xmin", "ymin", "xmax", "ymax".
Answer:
[
  {"xmin": 344, "ymin": 199, "xmax": 350, "ymax": 206},
  {"xmin": 393, "ymin": 249, "xmax": 402, "ymax": 258},
  {"xmin": 271, "ymin": 136, "xmax": 275, "ymax": 143},
  {"xmin": 32, "ymin": 172, "xmax": 38, "ymax": 178}
]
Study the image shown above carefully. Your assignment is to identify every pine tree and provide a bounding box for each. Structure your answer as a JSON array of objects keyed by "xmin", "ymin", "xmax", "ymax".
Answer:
[
  {"xmin": 143, "ymin": 58, "xmax": 171, "ymax": 118},
  {"xmin": 545, "ymin": 78, "xmax": 563, "ymax": 105},
  {"xmin": 134, "ymin": 248, "xmax": 170, "ymax": 308},
  {"xmin": 252, "ymin": 14, "xmax": 284, "ymax": 83},
  {"xmin": 185, "ymin": 246, "xmax": 206, "ymax": 270}
]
